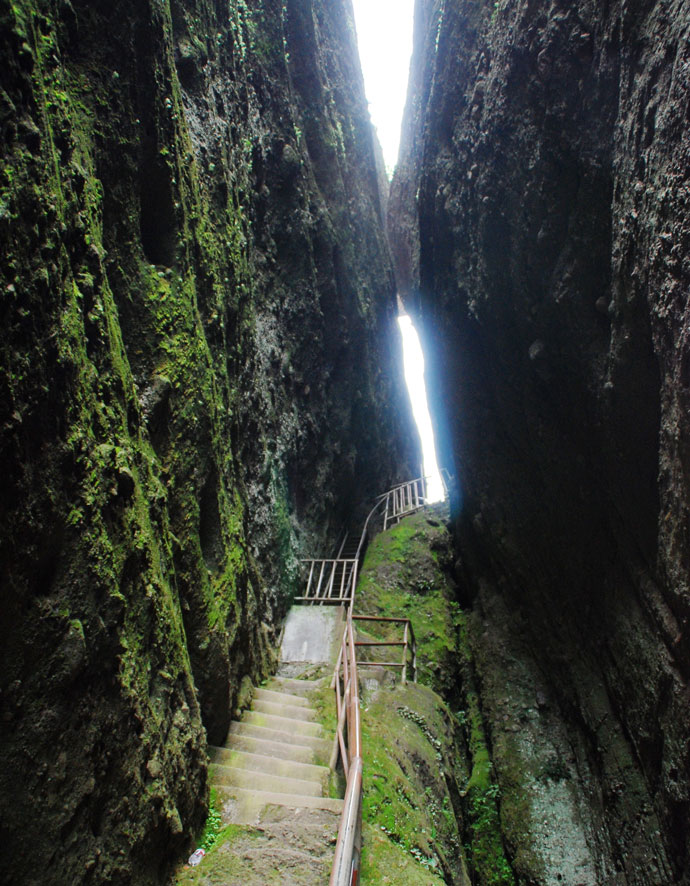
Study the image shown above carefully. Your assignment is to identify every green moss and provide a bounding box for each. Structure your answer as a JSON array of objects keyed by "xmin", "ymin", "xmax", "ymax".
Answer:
[
  {"xmin": 359, "ymin": 822, "xmax": 446, "ymax": 885},
  {"xmin": 359, "ymin": 682, "xmax": 469, "ymax": 884},
  {"xmin": 356, "ymin": 512, "xmax": 515, "ymax": 886},
  {"xmin": 356, "ymin": 511, "xmax": 461, "ymax": 694},
  {"xmin": 457, "ymin": 613, "xmax": 515, "ymax": 886},
  {"xmin": 198, "ymin": 788, "xmax": 224, "ymax": 852},
  {"xmin": 174, "ymin": 821, "xmax": 246, "ymax": 884},
  {"xmin": 2, "ymin": 0, "xmax": 408, "ymax": 878}
]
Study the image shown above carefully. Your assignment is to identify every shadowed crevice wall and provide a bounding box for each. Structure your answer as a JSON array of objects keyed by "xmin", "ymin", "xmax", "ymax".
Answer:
[{"xmin": 389, "ymin": 0, "xmax": 690, "ymax": 882}]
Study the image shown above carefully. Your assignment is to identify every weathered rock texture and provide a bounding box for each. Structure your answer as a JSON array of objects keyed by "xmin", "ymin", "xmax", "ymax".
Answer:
[
  {"xmin": 0, "ymin": 0, "xmax": 414, "ymax": 882},
  {"xmin": 390, "ymin": 0, "xmax": 690, "ymax": 882}
]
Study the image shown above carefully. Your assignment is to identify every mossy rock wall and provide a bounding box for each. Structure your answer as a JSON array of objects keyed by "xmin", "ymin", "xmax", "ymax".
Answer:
[
  {"xmin": 357, "ymin": 511, "xmax": 677, "ymax": 884},
  {"xmin": 0, "ymin": 0, "xmax": 415, "ymax": 882}
]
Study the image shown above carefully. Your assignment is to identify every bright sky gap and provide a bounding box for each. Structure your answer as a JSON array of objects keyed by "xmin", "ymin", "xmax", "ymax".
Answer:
[
  {"xmin": 398, "ymin": 315, "xmax": 445, "ymax": 504},
  {"xmin": 351, "ymin": 0, "xmax": 415, "ymax": 176},
  {"xmin": 351, "ymin": 2, "xmax": 444, "ymax": 503}
]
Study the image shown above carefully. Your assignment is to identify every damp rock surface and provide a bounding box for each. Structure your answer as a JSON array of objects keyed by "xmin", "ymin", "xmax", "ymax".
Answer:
[
  {"xmin": 0, "ymin": 0, "xmax": 415, "ymax": 882},
  {"xmin": 389, "ymin": 0, "xmax": 690, "ymax": 882}
]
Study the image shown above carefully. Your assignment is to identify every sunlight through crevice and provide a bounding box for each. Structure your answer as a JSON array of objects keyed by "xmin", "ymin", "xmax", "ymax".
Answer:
[{"xmin": 398, "ymin": 313, "xmax": 445, "ymax": 503}]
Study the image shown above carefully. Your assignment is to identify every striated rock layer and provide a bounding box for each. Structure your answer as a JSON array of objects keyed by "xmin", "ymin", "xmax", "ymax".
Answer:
[
  {"xmin": 390, "ymin": 0, "xmax": 690, "ymax": 883},
  {"xmin": 0, "ymin": 0, "xmax": 415, "ymax": 882}
]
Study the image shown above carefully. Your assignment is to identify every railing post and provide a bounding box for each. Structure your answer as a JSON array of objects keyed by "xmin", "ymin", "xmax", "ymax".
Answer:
[
  {"xmin": 402, "ymin": 621, "xmax": 409, "ymax": 685},
  {"xmin": 315, "ymin": 560, "xmax": 326, "ymax": 602}
]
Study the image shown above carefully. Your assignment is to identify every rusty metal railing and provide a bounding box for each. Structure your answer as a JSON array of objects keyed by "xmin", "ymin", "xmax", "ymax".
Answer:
[
  {"xmin": 328, "ymin": 480, "xmax": 429, "ymax": 885},
  {"xmin": 294, "ymin": 558, "xmax": 359, "ymax": 605},
  {"xmin": 285, "ymin": 476, "xmax": 431, "ymax": 880},
  {"xmin": 381, "ymin": 476, "xmax": 427, "ymax": 530},
  {"xmin": 352, "ymin": 614, "xmax": 417, "ymax": 684},
  {"xmin": 329, "ymin": 612, "xmax": 418, "ymax": 886},
  {"xmin": 329, "ymin": 615, "xmax": 363, "ymax": 886}
]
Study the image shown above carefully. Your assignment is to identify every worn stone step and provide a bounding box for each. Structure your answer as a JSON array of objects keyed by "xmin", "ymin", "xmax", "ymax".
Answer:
[
  {"xmin": 216, "ymin": 785, "xmax": 344, "ymax": 823},
  {"xmin": 209, "ymin": 747, "xmax": 328, "ymax": 784},
  {"xmin": 243, "ymin": 709, "xmax": 324, "ymax": 738},
  {"xmin": 210, "ymin": 740, "xmax": 324, "ymax": 769},
  {"xmin": 227, "ymin": 721, "xmax": 332, "ymax": 758},
  {"xmin": 214, "ymin": 735, "xmax": 320, "ymax": 765},
  {"xmin": 211, "ymin": 763, "xmax": 323, "ymax": 797},
  {"xmin": 251, "ymin": 698, "xmax": 317, "ymax": 722},
  {"xmin": 266, "ymin": 676, "xmax": 324, "ymax": 697},
  {"xmin": 254, "ymin": 686, "xmax": 311, "ymax": 708}
]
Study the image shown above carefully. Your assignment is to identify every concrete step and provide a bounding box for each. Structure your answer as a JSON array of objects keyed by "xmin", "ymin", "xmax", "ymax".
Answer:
[
  {"xmin": 209, "ymin": 748, "xmax": 328, "ymax": 784},
  {"xmin": 211, "ymin": 763, "xmax": 323, "ymax": 797},
  {"xmin": 214, "ymin": 734, "xmax": 320, "ymax": 765},
  {"xmin": 251, "ymin": 698, "xmax": 317, "ymax": 722},
  {"xmin": 243, "ymin": 709, "xmax": 324, "ymax": 739},
  {"xmin": 216, "ymin": 785, "xmax": 344, "ymax": 822},
  {"xmin": 228, "ymin": 721, "xmax": 332, "ymax": 758},
  {"xmin": 254, "ymin": 686, "xmax": 311, "ymax": 708},
  {"xmin": 265, "ymin": 676, "xmax": 323, "ymax": 697}
]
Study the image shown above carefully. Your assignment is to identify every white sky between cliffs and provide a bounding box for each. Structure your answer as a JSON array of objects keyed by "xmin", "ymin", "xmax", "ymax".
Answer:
[
  {"xmin": 351, "ymin": 0, "xmax": 415, "ymax": 177},
  {"xmin": 351, "ymin": 0, "xmax": 445, "ymax": 504}
]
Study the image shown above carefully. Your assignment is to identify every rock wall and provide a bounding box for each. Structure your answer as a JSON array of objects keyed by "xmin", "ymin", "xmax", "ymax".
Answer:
[
  {"xmin": 0, "ymin": 0, "xmax": 414, "ymax": 882},
  {"xmin": 390, "ymin": 0, "xmax": 690, "ymax": 882}
]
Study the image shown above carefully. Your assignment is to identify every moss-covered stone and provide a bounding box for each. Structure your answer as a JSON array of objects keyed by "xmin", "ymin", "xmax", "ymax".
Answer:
[
  {"xmin": 355, "ymin": 510, "xmax": 514, "ymax": 886},
  {"xmin": 359, "ymin": 681, "xmax": 469, "ymax": 885},
  {"xmin": 0, "ymin": 0, "xmax": 414, "ymax": 881},
  {"xmin": 356, "ymin": 508, "xmax": 462, "ymax": 694}
]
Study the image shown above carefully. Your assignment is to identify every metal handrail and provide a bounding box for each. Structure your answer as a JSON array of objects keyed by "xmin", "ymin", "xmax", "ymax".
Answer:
[
  {"xmin": 329, "ymin": 611, "xmax": 417, "ymax": 885},
  {"xmin": 330, "ymin": 615, "xmax": 363, "ymax": 886},
  {"xmin": 352, "ymin": 614, "xmax": 417, "ymax": 684},
  {"xmin": 300, "ymin": 474, "xmax": 438, "ymax": 611},
  {"xmin": 296, "ymin": 558, "xmax": 359, "ymax": 604},
  {"xmin": 330, "ymin": 484, "xmax": 422, "ymax": 885},
  {"xmin": 374, "ymin": 474, "xmax": 426, "ymax": 498},
  {"xmin": 382, "ymin": 476, "xmax": 427, "ymax": 531}
]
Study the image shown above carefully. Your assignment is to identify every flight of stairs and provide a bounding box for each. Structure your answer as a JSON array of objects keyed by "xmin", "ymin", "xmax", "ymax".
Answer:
[{"xmin": 208, "ymin": 674, "xmax": 343, "ymax": 823}]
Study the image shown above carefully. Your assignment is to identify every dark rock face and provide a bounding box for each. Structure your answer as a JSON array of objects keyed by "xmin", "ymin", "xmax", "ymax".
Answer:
[
  {"xmin": 0, "ymin": 0, "xmax": 414, "ymax": 882},
  {"xmin": 390, "ymin": 0, "xmax": 690, "ymax": 882}
]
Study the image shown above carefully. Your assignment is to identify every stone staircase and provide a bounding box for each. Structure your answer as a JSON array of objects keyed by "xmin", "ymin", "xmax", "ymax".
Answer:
[
  {"xmin": 208, "ymin": 675, "xmax": 343, "ymax": 823},
  {"xmin": 174, "ymin": 607, "xmax": 345, "ymax": 883}
]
